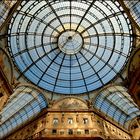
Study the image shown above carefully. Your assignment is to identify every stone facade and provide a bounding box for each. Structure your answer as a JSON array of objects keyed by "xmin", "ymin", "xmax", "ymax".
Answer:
[
  {"xmin": 0, "ymin": 48, "xmax": 13, "ymax": 111},
  {"xmin": 7, "ymin": 98, "xmax": 131, "ymax": 139}
]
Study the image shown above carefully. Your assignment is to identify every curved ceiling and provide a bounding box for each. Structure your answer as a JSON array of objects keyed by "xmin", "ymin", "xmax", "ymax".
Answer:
[
  {"xmin": 8, "ymin": 0, "xmax": 133, "ymax": 94},
  {"xmin": 0, "ymin": 85, "xmax": 47, "ymax": 139},
  {"xmin": 124, "ymin": 1, "xmax": 140, "ymax": 27},
  {"xmin": 94, "ymin": 86, "xmax": 140, "ymax": 129}
]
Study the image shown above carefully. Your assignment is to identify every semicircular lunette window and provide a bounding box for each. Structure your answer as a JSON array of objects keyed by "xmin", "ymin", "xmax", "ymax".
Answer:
[{"xmin": 8, "ymin": 0, "xmax": 133, "ymax": 94}]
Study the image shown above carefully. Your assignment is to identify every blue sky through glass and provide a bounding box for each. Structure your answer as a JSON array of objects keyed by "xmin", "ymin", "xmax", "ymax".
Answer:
[{"xmin": 8, "ymin": 0, "xmax": 133, "ymax": 94}]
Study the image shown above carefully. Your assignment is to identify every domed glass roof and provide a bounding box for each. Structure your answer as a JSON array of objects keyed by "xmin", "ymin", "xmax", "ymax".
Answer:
[{"xmin": 8, "ymin": 0, "xmax": 133, "ymax": 94}]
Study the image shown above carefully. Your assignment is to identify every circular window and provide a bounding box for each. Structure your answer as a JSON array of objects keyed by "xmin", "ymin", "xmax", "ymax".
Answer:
[
  {"xmin": 8, "ymin": 0, "xmax": 133, "ymax": 94},
  {"xmin": 58, "ymin": 30, "xmax": 83, "ymax": 55}
]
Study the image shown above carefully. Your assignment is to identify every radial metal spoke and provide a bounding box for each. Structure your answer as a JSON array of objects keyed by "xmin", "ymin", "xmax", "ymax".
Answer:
[
  {"xmin": 37, "ymin": 51, "xmax": 62, "ymax": 85},
  {"xmin": 17, "ymin": 47, "xmax": 59, "ymax": 79},
  {"xmin": 83, "ymin": 33, "xmax": 131, "ymax": 39},
  {"xmin": 83, "ymin": 47, "xmax": 125, "ymax": 80},
  {"xmin": 70, "ymin": 0, "xmax": 72, "ymax": 30},
  {"xmin": 19, "ymin": 11, "xmax": 61, "ymax": 34},
  {"xmin": 47, "ymin": 2, "xmax": 66, "ymax": 31},
  {"xmin": 70, "ymin": 55, "xmax": 72, "ymax": 93},
  {"xmin": 75, "ymin": 0, "xmax": 96, "ymax": 31},
  {"xmin": 80, "ymin": 11, "xmax": 123, "ymax": 34},
  {"xmin": 0, "ymin": 32, "xmax": 56, "ymax": 39},
  {"xmin": 75, "ymin": 54, "xmax": 89, "ymax": 93},
  {"xmin": 80, "ymin": 51, "xmax": 104, "ymax": 85},
  {"xmin": 84, "ymin": 42, "xmax": 128, "ymax": 57},
  {"xmin": 53, "ymin": 53, "xmax": 66, "ymax": 92},
  {"xmin": 13, "ymin": 42, "xmax": 57, "ymax": 57},
  {"xmin": 84, "ymin": 47, "xmax": 117, "ymax": 73}
]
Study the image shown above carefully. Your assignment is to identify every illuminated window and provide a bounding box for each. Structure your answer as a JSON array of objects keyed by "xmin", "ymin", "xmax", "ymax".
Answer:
[
  {"xmin": 68, "ymin": 129, "xmax": 73, "ymax": 135},
  {"xmin": 68, "ymin": 118, "xmax": 73, "ymax": 124},
  {"xmin": 77, "ymin": 131, "xmax": 81, "ymax": 135},
  {"xmin": 52, "ymin": 129, "xmax": 57, "ymax": 134},
  {"xmin": 85, "ymin": 129, "xmax": 89, "ymax": 134},
  {"xmin": 83, "ymin": 118, "xmax": 88, "ymax": 124}
]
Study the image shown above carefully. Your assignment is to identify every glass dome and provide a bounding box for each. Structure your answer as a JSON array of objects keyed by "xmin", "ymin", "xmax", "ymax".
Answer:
[{"xmin": 8, "ymin": 0, "xmax": 133, "ymax": 94}]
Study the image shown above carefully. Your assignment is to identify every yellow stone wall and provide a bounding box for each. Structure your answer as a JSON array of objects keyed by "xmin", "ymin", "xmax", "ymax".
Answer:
[
  {"xmin": 7, "ymin": 98, "xmax": 131, "ymax": 139},
  {"xmin": 130, "ymin": 128, "xmax": 140, "ymax": 139}
]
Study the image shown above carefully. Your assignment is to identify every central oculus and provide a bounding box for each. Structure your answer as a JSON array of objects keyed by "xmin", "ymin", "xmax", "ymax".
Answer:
[{"xmin": 58, "ymin": 31, "xmax": 83, "ymax": 54}]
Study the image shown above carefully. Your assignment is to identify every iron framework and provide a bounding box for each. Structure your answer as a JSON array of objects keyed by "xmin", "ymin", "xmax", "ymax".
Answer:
[{"xmin": 8, "ymin": 0, "xmax": 133, "ymax": 94}]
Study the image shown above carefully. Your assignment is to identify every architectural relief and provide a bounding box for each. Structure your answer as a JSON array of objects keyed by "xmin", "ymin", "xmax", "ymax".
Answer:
[
  {"xmin": 52, "ymin": 98, "xmax": 88, "ymax": 110},
  {"xmin": 128, "ymin": 48, "xmax": 140, "ymax": 106},
  {"xmin": 0, "ymin": 47, "xmax": 13, "ymax": 84}
]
